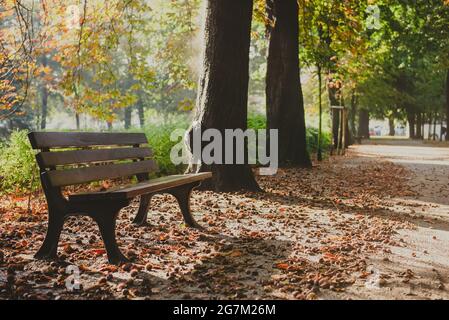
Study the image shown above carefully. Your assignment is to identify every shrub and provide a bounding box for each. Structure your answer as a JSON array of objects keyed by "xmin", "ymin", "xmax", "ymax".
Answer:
[
  {"xmin": 0, "ymin": 130, "xmax": 39, "ymax": 194},
  {"xmin": 306, "ymin": 127, "xmax": 332, "ymax": 156},
  {"xmin": 142, "ymin": 121, "xmax": 189, "ymax": 176}
]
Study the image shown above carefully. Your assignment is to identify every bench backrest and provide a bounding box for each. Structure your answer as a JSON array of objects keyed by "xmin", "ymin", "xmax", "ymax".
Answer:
[{"xmin": 28, "ymin": 132, "xmax": 157, "ymax": 188}]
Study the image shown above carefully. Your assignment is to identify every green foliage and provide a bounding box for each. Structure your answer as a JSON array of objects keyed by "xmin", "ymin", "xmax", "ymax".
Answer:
[
  {"xmin": 247, "ymin": 113, "xmax": 267, "ymax": 130},
  {"xmin": 306, "ymin": 127, "xmax": 332, "ymax": 156},
  {"xmin": 0, "ymin": 130, "xmax": 39, "ymax": 194}
]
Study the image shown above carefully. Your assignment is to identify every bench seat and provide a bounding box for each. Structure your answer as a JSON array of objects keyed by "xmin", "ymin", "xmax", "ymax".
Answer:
[{"xmin": 69, "ymin": 172, "xmax": 212, "ymax": 202}]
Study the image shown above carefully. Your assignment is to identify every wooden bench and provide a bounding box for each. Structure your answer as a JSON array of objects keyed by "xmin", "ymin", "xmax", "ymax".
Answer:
[{"xmin": 28, "ymin": 132, "xmax": 212, "ymax": 265}]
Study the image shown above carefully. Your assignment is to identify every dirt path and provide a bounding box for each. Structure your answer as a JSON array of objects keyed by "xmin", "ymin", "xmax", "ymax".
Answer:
[
  {"xmin": 1, "ymin": 139, "xmax": 449, "ymax": 300},
  {"xmin": 339, "ymin": 140, "xmax": 449, "ymax": 300}
]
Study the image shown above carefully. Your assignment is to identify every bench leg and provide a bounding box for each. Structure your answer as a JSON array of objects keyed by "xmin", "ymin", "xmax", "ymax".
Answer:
[
  {"xmin": 35, "ymin": 210, "xmax": 65, "ymax": 260},
  {"xmin": 133, "ymin": 194, "xmax": 153, "ymax": 226},
  {"xmin": 93, "ymin": 209, "xmax": 129, "ymax": 265},
  {"xmin": 169, "ymin": 183, "xmax": 204, "ymax": 230}
]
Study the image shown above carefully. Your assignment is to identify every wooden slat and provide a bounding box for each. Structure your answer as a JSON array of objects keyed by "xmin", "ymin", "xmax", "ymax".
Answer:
[
  {"xmin": 28, "ymin": 132, "xmax": 148, "ymax": 149},
  {"xmin": 36, "ymin": 147, "xmax": 153, "ymax": 167},
  {"xmin": 69, "ymin": 172, "xmax": 213, "ymax": 202},
  {"xmin": 46, "ymin": 160, "xmax": 158, "ymax": 187}
]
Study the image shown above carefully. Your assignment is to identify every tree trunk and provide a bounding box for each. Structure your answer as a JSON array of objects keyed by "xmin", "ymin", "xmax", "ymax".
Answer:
[
  {"xmin": 187, "ymin": 0, "xmax": 260, "ymax": 192},
  {"xmin": 416, "ymin": 112, "xmax": 422, "ymax": 139},
  {"xmin": 328, "ymin": 86, "xmax": 340, "ymax": 148},
  {"xmin": 350, "ymin": 90, "xmax": 357, "ymax": 137},
  {"xmin": 137, "ymin": 99, "xmax": 145, "ymax": 128},
  {"xmin": 446, "ymin": 69, "xmax": 449, "ymax": 141},
  {"xmin": 388, "ymin": 116, "xmax": 395, "ymax": 136},
  {"xmin": 75, "ymin": 113, "xmax": 80, "ymax": 130},
  {"xmin": 124, "ymin": 107, "xmax": 132, "ymax": 130},
  {"xmin": 358, "ymin": 109, "xmax": 369, "ymax": 138},
  {"xmin": 40, "ymin": 55, "xmax": 49, "ymax": 130},
  {"xmin": 265, "ymin": 0, "xmax": 310, "ymax": 167},
  {"xmin": 433, "ymin": 115, "xmax": 437, "ymax": 141},
  {"xmin": 40, "ymin": 85, "xmax": 48, "ymax": 130},
  {"xmin": 408, "ymin": 112, "xmax": 416, "ymax": 139},
  {"xmin": 317, "ymin": 65, "xmax": 323, "ymax": 161}
]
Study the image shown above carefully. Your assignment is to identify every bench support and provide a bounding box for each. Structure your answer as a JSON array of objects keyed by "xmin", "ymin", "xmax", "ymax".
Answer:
[
  {"xmin": 133, "ymin": 182, "xmax": 204, "ymax": 230},
  {"xmin": 169, "ymin": 182, "xmax": 203, "ymax": 230},
  {"xmin": 35, "ymin": 209, "xmax": 66, "ymax": 260},
  {"xmin": 133, "ymin": 193, "xmax": 154, "ymax": 226},
  {"xmin": 92, "ymin": 209, "xmax": 129, "ymax": 265}
]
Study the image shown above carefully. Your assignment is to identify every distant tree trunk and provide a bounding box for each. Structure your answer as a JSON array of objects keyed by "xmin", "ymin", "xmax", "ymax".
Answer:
[
  {"xmin": 416, "ymin": 112, "xmax": 422, "ymax": 139},
  {"xmin": 358, "ymin": 109, "xmax": 369, "ymax": 138},
  {"xmin": 317, "ymin": 65, "xmax": 323, "ymax": 161},
  {"xmin": 428, "ymin": 113, "xmax": 432, "ymax": 140},
  {"xmin": 124, "ymin": 107, "xmax": 132, "ymax": 130},
  {"xmin": 137, "ymin": 99, "xmax": 145, "ymax": 128},
  {"xmin": 328, "ymin": 86, "xmax": 340, "ymax": 148},
  {"xmin": 350, "ymin": 90, "xmax": 357, "ymax": 137},
  {"xmin": 433, "ymin": 114, "xmax": 437, "ymax": 141},
  {"xmin": 40, "ymin": 55, "xmax": 49, "ymax": 130},
  {"xmin": 266, "ymin": 0, "xmax": 310, "ymax": 167},
  {"xmin": 388, "ymin": 116, "xmax": 395, "ymax": 136},
  {"xmin": 446, "ymin": 69, "xmax": 449, "ymax": 141},
  {"xmin": 75, "ymin": 113, "xmax": 80, "ymax": 130},
  {"xmin": 187, "ymin": 0, "xmax": 260, "ymax": 192},
  {"xmin": 408, "ymin": 112, "xmax": 416, "ymax": 139},
  {"xmin": 40, "ymin": 85, "xmax": 48, "ymax": 130}
]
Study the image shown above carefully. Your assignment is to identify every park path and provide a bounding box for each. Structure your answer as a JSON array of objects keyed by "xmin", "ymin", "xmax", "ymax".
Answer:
[{"xmin": 337, "ymin": 139, "xmax": 449, "ymax": 299}]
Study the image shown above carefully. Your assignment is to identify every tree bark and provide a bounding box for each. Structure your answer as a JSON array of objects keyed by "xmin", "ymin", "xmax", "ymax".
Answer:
[
  {"xmin": 75, "ymin": 113, "xmax": 80, "ymax": 130},
  {"xmin": 137, "ymin": 99, "xmax": 145, "ymax": 128},
  {"xmin": 187, "ymin": 0, "xmax": 260, "ymax": 192},
  {"xmin": 407, "ymin": 112, "xmax": 416, "ymax": 139},
  {"xmin": 328, "ymin": 86, "xmax": 340, "ymax": 148},
  {"xmin": 350, "ymin": 90, "xmax": 357, "ymax": 137},
  {"xmin": 40, "ymin": 85, "xmax": 48, "ymax": 130},
  {"xmin": 124, "ymin": 107, "xmax": 132, "ymax": 130},
  {"xmin": 446, "ymin": 69, "xmax": 449, "ymax": 141},
  {"xmin": 388, "ymin": 116, "xmax": 395, "ymax": 136},
  {"xmin": 265, "ymin": 0, "xmax": 310, "ymax": 167},
  {"xmin": 358, "ymin": 109, "xmax": 369, "ymax": 138},
  {"xmin": 416, "ymin": 112, "xmax": 422, "ymax": 139},
  {"xmin": 40, "ymin": 55, "xmax": 48, "ymax": 130}
]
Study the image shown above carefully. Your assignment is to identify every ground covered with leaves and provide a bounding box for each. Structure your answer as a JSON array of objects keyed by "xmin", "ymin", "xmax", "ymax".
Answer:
[{"xmin": 1, "ymin": 142, "xmax": 449, "ymax": 300}]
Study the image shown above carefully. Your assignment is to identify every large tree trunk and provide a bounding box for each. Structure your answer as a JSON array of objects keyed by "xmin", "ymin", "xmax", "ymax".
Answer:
[
  {"xmin": 265, "ymin": 0, "xmax": 310, "ymax": 167},
  {"xmin": 446, "ymin": 69, "xmax": 449, "ymax": 141},
  {"xmin": 187, "ymin": 0, "xmax": 260, "ymax": 192},
  {"xmin": 358, "ymin": 109, "xmax": 370, "ymax": 138}
]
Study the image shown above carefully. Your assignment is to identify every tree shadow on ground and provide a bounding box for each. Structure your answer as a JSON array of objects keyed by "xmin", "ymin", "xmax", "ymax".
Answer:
[
  {"xmin": 149, "ymin": 234, "xmax": 293, "ymax": 299},
  {"xmin": 246, "ymin": 189, "xmax": 449, "ymax": 234}
]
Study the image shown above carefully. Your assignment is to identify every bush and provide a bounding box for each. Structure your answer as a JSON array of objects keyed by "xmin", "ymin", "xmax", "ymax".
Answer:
[
  {"xmin": 0, "ymin": 130, "xmax": 39, "ymax": 194},
  {"xmin": 306, "ymin": 127, "xmax": 332, "ymax": 156},
  {"xmin": 141, "ymin": 121, "xmax": 189, "ymax": 176},
  {"xmin": 248, "ymin": 113, "xmax": 331, "ymax": 157}
]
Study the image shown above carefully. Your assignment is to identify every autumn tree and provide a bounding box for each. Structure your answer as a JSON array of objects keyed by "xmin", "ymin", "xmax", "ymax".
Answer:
[
  {"xmin": 265, "ymin": 0, "xmax": 310, "ymax": 167},
  {"xmin": 187, "ymin": 0, "xmax": 260, "ymax": 192}
]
